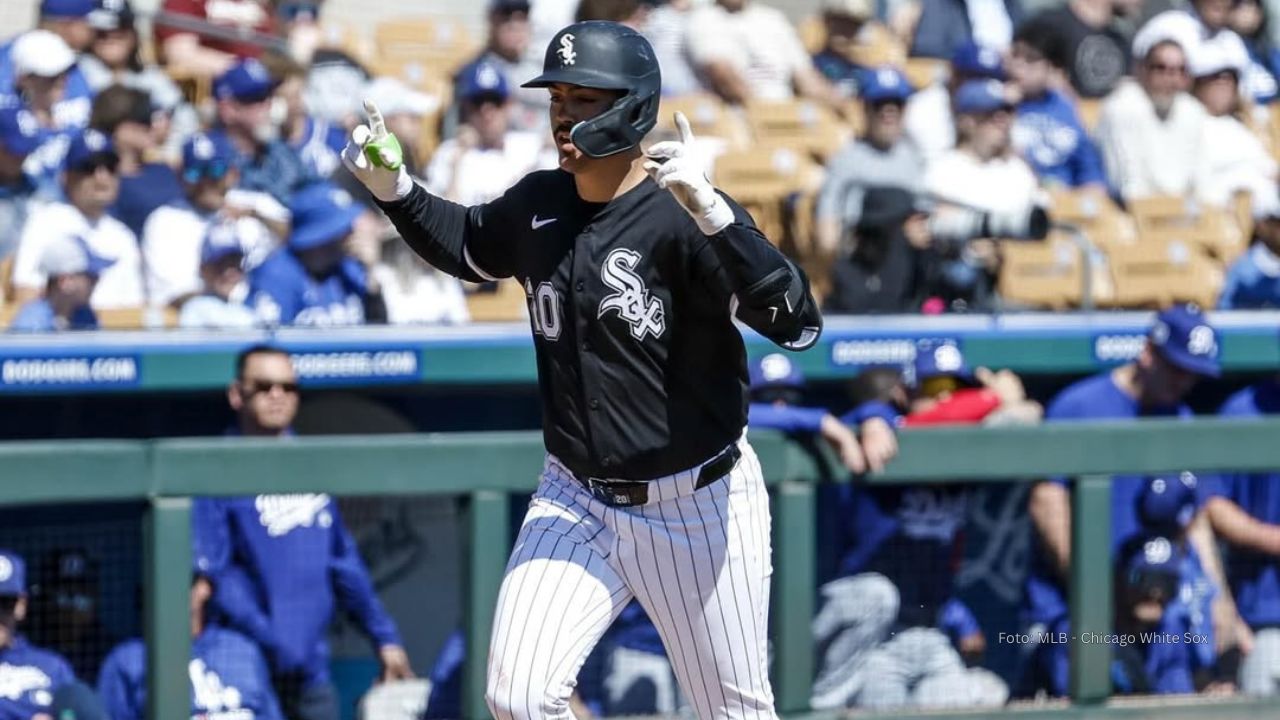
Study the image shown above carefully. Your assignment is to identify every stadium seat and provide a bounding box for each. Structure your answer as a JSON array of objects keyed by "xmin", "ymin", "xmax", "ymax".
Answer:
[
  {"xmin": 1103, "ymin": 239, "xmax": 1221, "ymax": 309},
  {"xmin": 654, "ymin": 94, "xmax": 750, "ymax": 149},
  {"xmin": 1046, "ymin": 187, "xmax": 1135, "ymax": 249},
  {"xmin": 1130, "ymin": 195, "xmax": 1247, "ymax": 264},
  {"xmin": 846, "ymin": 25, "xmax": 907, "ymax": 68},
  {"xmin": 1076, "ymin": 98, "xmax": 1103, "ymax": 132},
  {"xmin": 903, "ymin": 58, "xmax": 947, "ymax": 89},
  {"xmin": 93, "ymin": 307, "xmax": 178, "ymax": 330},
  {"xmin": 465, "ymin": 279, "xmax": 529, "ymax": 323},
  {"xmin": 373, "ymin": 17, "xmax": 477, "ymax": 76},
  {"xmin": 743, "ymin": 99, "xmax": 850, "ymax": 162},
  {"xmin": 319, "ymin": 21, "xmax": 375, "ymax": 65},
  {"xmin": 713, "ymin": 146, "xmax": 822, "ymax": 257},
  {"xmin": 997, "ymin": 233, "xmax": 1085, "ymax": 310}
]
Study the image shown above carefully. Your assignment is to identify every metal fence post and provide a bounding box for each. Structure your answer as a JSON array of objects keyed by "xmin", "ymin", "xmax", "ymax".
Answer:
[
  {"xmin": 465, "ymin": 490, "xmax": 509, "ymax": 719},
  {"xmin": 771, "ymin": 479, "xmax": 815, "ymax": 714},
  {"xmin": 145, "ymin": 496, "xmax": 192, "ymax": 720},
  {"xmin": 1070, "ymin": 475, "xmax": 1111, "ymax": 703}
]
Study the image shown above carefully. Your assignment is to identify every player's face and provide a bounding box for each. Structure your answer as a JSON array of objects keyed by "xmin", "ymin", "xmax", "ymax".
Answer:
[
  {"xmin": 548, "ymin": 83, "xmax": 623, "ymax": 173},
  {"xmin": 235, "ymin": 353, "xmax": 299, "ymax": 433},
  {"xmin": 1141, "ymin": 346, "xmax": 1199, "ymax": 407},
  {"xmin": 0, "ymin": 596, "xmax": 25, "ymax": 648}
]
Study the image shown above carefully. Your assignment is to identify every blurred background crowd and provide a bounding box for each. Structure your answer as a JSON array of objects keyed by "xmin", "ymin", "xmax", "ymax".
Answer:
[{"xmin": 6, "ymin": 0, "xmax": 1280, "ymax": 331}]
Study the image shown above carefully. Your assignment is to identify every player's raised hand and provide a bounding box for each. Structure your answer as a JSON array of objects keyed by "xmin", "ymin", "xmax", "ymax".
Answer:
[
  {"xmin": 342, "ymin": 99, "xmax": 412, "ymax": 202},
  {"xmin": 644, "ymin": 111, "xmax": 733, "ymax": 235}
]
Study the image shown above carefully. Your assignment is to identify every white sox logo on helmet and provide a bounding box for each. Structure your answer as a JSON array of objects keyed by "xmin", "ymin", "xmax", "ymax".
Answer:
[
  {"xmin": 557, "ymin": 34, "xmax": 576, "ymax": 65},
  {"xmin": 598, "ymin": 248, "xmax": 664, "ymax": 340}
]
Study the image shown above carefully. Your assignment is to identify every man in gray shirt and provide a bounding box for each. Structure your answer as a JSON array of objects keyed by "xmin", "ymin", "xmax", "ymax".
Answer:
[{"xmin": 815, "ymin": 67, "xmax": 924, "ymax": 256}]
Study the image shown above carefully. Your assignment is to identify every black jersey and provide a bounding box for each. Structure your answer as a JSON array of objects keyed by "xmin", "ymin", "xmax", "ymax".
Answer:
[{"xmin": 377, "ymin": 169, "xmax": 822, "ymax": 480}]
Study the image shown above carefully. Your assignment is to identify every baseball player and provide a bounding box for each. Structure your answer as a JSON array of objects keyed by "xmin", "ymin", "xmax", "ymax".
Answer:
[
  {"xmin": 344, "ymin": 19, "xmax": 822, "ymax": 720},
  {"xmin": 1206, "ymin": 371, "xmax": 1280, "ymax": 695}
]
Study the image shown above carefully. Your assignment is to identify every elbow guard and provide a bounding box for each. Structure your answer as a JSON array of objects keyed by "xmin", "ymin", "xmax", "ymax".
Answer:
[{"xmin": 734, "ymin": 259, "xmax": 822, "ymax": 350}]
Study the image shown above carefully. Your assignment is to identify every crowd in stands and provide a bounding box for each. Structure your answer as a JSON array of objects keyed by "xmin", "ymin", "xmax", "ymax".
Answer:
[{"xmin": 6, "ymin": 0, "xmax": 1280, "ymax": 331}]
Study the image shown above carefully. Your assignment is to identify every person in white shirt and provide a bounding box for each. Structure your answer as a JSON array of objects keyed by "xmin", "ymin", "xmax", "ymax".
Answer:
[
  {"xmin": 1095, "ymin": 36, "xmax": 1207, "ymax": 201},
  {"xmin": 425, "ymin": 60, "xmax": 555, "ymax": 206},
  {"xmin": 1137, "ymin": 1, "xmax": 1274, "ymax": 102},
  {"xmin": 685, "ymin": 0, "xmax": 839, "ymax": 106},
  {"xmin": 925, "ymin": 79, "xmax": 1041, "ymax": 310},
  {"xmin": 1189, "ymin": 43, "xmax": 1278, "ymax": 207},
  {"xmin": 904, "ymin": 42, "xmax": 1007, "ymax": 165},
  {"xmin": 12, "ymin": 129, "xmax": 144, "ymax": 310},
  {"xmin": 178, "ymin": 223, "xmax": 258, "ymax": 330},
  {"xmin": 370, "ymin": 216, "xmax": 470, "ymax": 325},
  {"xmin": 141, "ymin": 131, "xmax": 275, "ymax": 308}
]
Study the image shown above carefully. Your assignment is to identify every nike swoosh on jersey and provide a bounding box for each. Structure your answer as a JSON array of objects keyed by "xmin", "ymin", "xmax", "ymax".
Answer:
[{"xmin": 531, "ymin": 216, "xmax": 558, "ymax": 230}]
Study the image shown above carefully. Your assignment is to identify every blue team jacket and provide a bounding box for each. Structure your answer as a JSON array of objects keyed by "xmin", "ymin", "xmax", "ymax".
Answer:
[
  {"xmin": 97, "ymin": 627, "xmax": 284, "ymax": 720},
  {"xmin": 193, "ymin": 495, "xmax": 402, "ymax": 687},
  {"xmin": 0, "ymin": 636, "xmax": 77, "ymax": 719}
]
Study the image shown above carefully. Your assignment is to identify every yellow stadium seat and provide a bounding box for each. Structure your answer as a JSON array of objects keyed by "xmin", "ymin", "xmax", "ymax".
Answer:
[
  {"xmin": 743, "ymin": 99, "xmax": 851, "ymax": 162},
  {"xmin": 465, "ymin": 280, "xmax": 529, "ymax": 323},
  {"xmin": 1104, "ymin": 239, "xmax": 1221, "ymax": 309},
  {"xmin": 998, "ymin": 234, "xmax": 1084, "ymax": 310}
]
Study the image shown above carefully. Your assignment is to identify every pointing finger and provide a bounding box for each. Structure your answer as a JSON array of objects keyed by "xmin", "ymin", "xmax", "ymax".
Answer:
[
  {"xmin": 364, "ymin": 99, "xmax": 387, "ymax": 140},
  {"xmin": 674, "ymin": 111, "xmax": 694, "ymax": 146}
]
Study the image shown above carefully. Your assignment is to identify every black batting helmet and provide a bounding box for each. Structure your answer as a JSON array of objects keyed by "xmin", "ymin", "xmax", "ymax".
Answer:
[{"xmin": 522, "ymin": 21, "xmax": 661, "ymax": 158}]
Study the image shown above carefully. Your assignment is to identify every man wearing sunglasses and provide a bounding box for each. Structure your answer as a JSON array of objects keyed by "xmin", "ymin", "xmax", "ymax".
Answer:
[
  {"xmin": 12, "ymin": 128, "xmax": 144, "ymax": 310},
  {"xmin": 193, "ymin": 345, "xmax": 413, "ymax": 720},
  {"xmin": 1096, "ymin": 32, "xmax": 1205, "ymax": 202},
  {"xmin": 142, "ymin": 131, "xmax": 273, "ymax": 309}
]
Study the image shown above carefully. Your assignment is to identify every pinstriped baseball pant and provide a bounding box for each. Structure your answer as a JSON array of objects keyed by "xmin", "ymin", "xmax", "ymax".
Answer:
[{"xmin": 484, "ymin": 436, "xmax": 777, "ymax": 720}]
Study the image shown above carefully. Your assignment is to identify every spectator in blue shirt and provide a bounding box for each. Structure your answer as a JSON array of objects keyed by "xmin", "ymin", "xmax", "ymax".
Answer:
[
  {"xmin": 248, "ymin": 182, "xmax": 386, "ymax": 326},
  {"xmin": 274, "ymin": 57, "xmax": 347, "ymax": 181},
  {"xmin": 0, "ymin": 105, "xmax": 43, "ymax": 258},
  {"xmin": 0, "ymin": 0, "xmax": 96, "ymax": 129},
  {"xmin": 1207, "ymin": 366, "xmax": 1280, "ymax": 696},
  {"xmin": 5, "ymin": 30, "xmax": 85, "ymax": 201},
  {"xmin": 9, "ymin": 233, "xmax": 110, "ymax": 332},
  {"xmin": 0, "ymin": 548, "xmax": 103, "ymax": 720},
  {"xmin": 90, "ymin": 84, "xmax": 182, "ymax": 237},
  {"xmin": 910, "ymin": 0, "xmax": 1022, "ymax": 60},
  {"xmin": 208, "ymin": 59, "xmax": 313, "ymax": 206},
  {"xmin": 194, "ymin": 344, "xmax": 413, "ymax": 720},
  {"xmin": 97, "ymin": 576, "xmax": 284, "ymax": 720},
  {"xmin": 1219, "ymin": 186, "xmax": 1280, "ymax": 309},
  {"xmin": 811, "ymin": 0, "xmax": 875, "ymax": 97},
  {"xmin": 1022, "ymin": 305, "xmax": 1247, "ymax": 696},
  {"xmin": 1007, "ymin": 18, "xmax": 1106, "ymax": 190}
]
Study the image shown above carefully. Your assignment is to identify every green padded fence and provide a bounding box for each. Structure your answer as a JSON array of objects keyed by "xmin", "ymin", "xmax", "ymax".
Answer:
[{"xmin": 5, "ymin": 418, "xmax": 1280, "ymax": 719}]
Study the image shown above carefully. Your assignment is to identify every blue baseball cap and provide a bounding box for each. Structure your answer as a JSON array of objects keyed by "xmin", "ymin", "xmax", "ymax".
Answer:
[
  {"xmin": 458, "ymin": 60, "xmax": 510, "ymax": 103},
  {"xmin": 213, "ymin": 58, "xmax": 276, "ymax": 104},
  {"xmin": 951, "ymin": 41, "xmax": 1005, "ymax": 80},
  {"xmin": 200, "ymin": 223, "xmax": 246, "ymax": 266},
  {"xmin": 88, "ymin": 0, "xmax": 135, "ymax": 31},
  {"xmin": 1149, "ymin": 304, "xmax": 1221, "ymax": 378},
  {"xmin": 288, "ymin": 182, "xmax": 363, "ymax": 251},
  {"xmin": 0, "ymin": 550, "xmax": 26, "ymax": 596},
  {"xmin": 63, "ymin": 129, "xmax": 118, "ymax": 172},
  {"xmin": 860, "ymin": 66, "xmax": 913, "ymax": 103},
  {"xmin": 953, "ymin": 79, "xmax": 1012, "ymax": 114},
  {"xmin": 907, "ymin": 341, "xmax": 974, "ymax": 388},
  {"xmin": 0, "ymin": 107, "xmax": 42, "ymax": 157},
  {"xmin": 40, "ymin": 0, "xmax": 94, "ymax": 19},
  {"xmin": 749, "ymin": 353, "xmax": 805, "ymax": 391},
  {"xmin": 1137, "ymin": 472, "xmax": 1198, "ymax": 533},
  {"xmin": 1120, "ymin": 535, "xmax": 1180, "ymax": 598},
  {"xmin": 181, "ymin": 132, "xmax": 238, "ymax": 183}
]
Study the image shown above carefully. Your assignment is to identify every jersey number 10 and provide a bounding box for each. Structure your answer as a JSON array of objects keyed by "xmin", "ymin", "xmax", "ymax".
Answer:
[{"xmin": 526, "ymin": 280, "xmax": 562, "ymax": 340}]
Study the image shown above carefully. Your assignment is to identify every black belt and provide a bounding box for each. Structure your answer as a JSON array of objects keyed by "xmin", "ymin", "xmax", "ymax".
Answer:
[{"xmin": 571, "ymin": 444, "xmax": 742, "ymax": 508}]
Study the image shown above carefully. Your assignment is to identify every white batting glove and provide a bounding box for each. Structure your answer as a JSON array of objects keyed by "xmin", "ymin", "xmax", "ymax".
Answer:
[
  {"xmin": 644, "ymin": 112, "xmax": 734, "ymax": 235},
  {"xmin": 342, "ymin": 99, "xmax": 414, "ymax": 203}
]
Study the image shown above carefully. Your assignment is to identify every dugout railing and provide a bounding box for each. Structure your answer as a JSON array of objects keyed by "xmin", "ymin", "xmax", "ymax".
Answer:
[{"xmin": 7, "ymin": 418, "xmax": 1280, "ymax": 720}]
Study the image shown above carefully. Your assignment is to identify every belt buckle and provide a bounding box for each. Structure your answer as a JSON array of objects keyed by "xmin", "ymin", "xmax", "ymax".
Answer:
[{"xmin": 586, "ymin": 477, "xmax": 645, "ymax": 507}]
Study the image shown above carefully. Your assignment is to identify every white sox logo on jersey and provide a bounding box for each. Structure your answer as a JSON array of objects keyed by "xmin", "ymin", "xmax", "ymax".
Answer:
[
  {"xmin": 557, "ymin": 34, "xmax": 576, "ymax": 65},
  {"xmin": 598, "ymin": 249, "xmax": 665, "ymax": 340}
]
